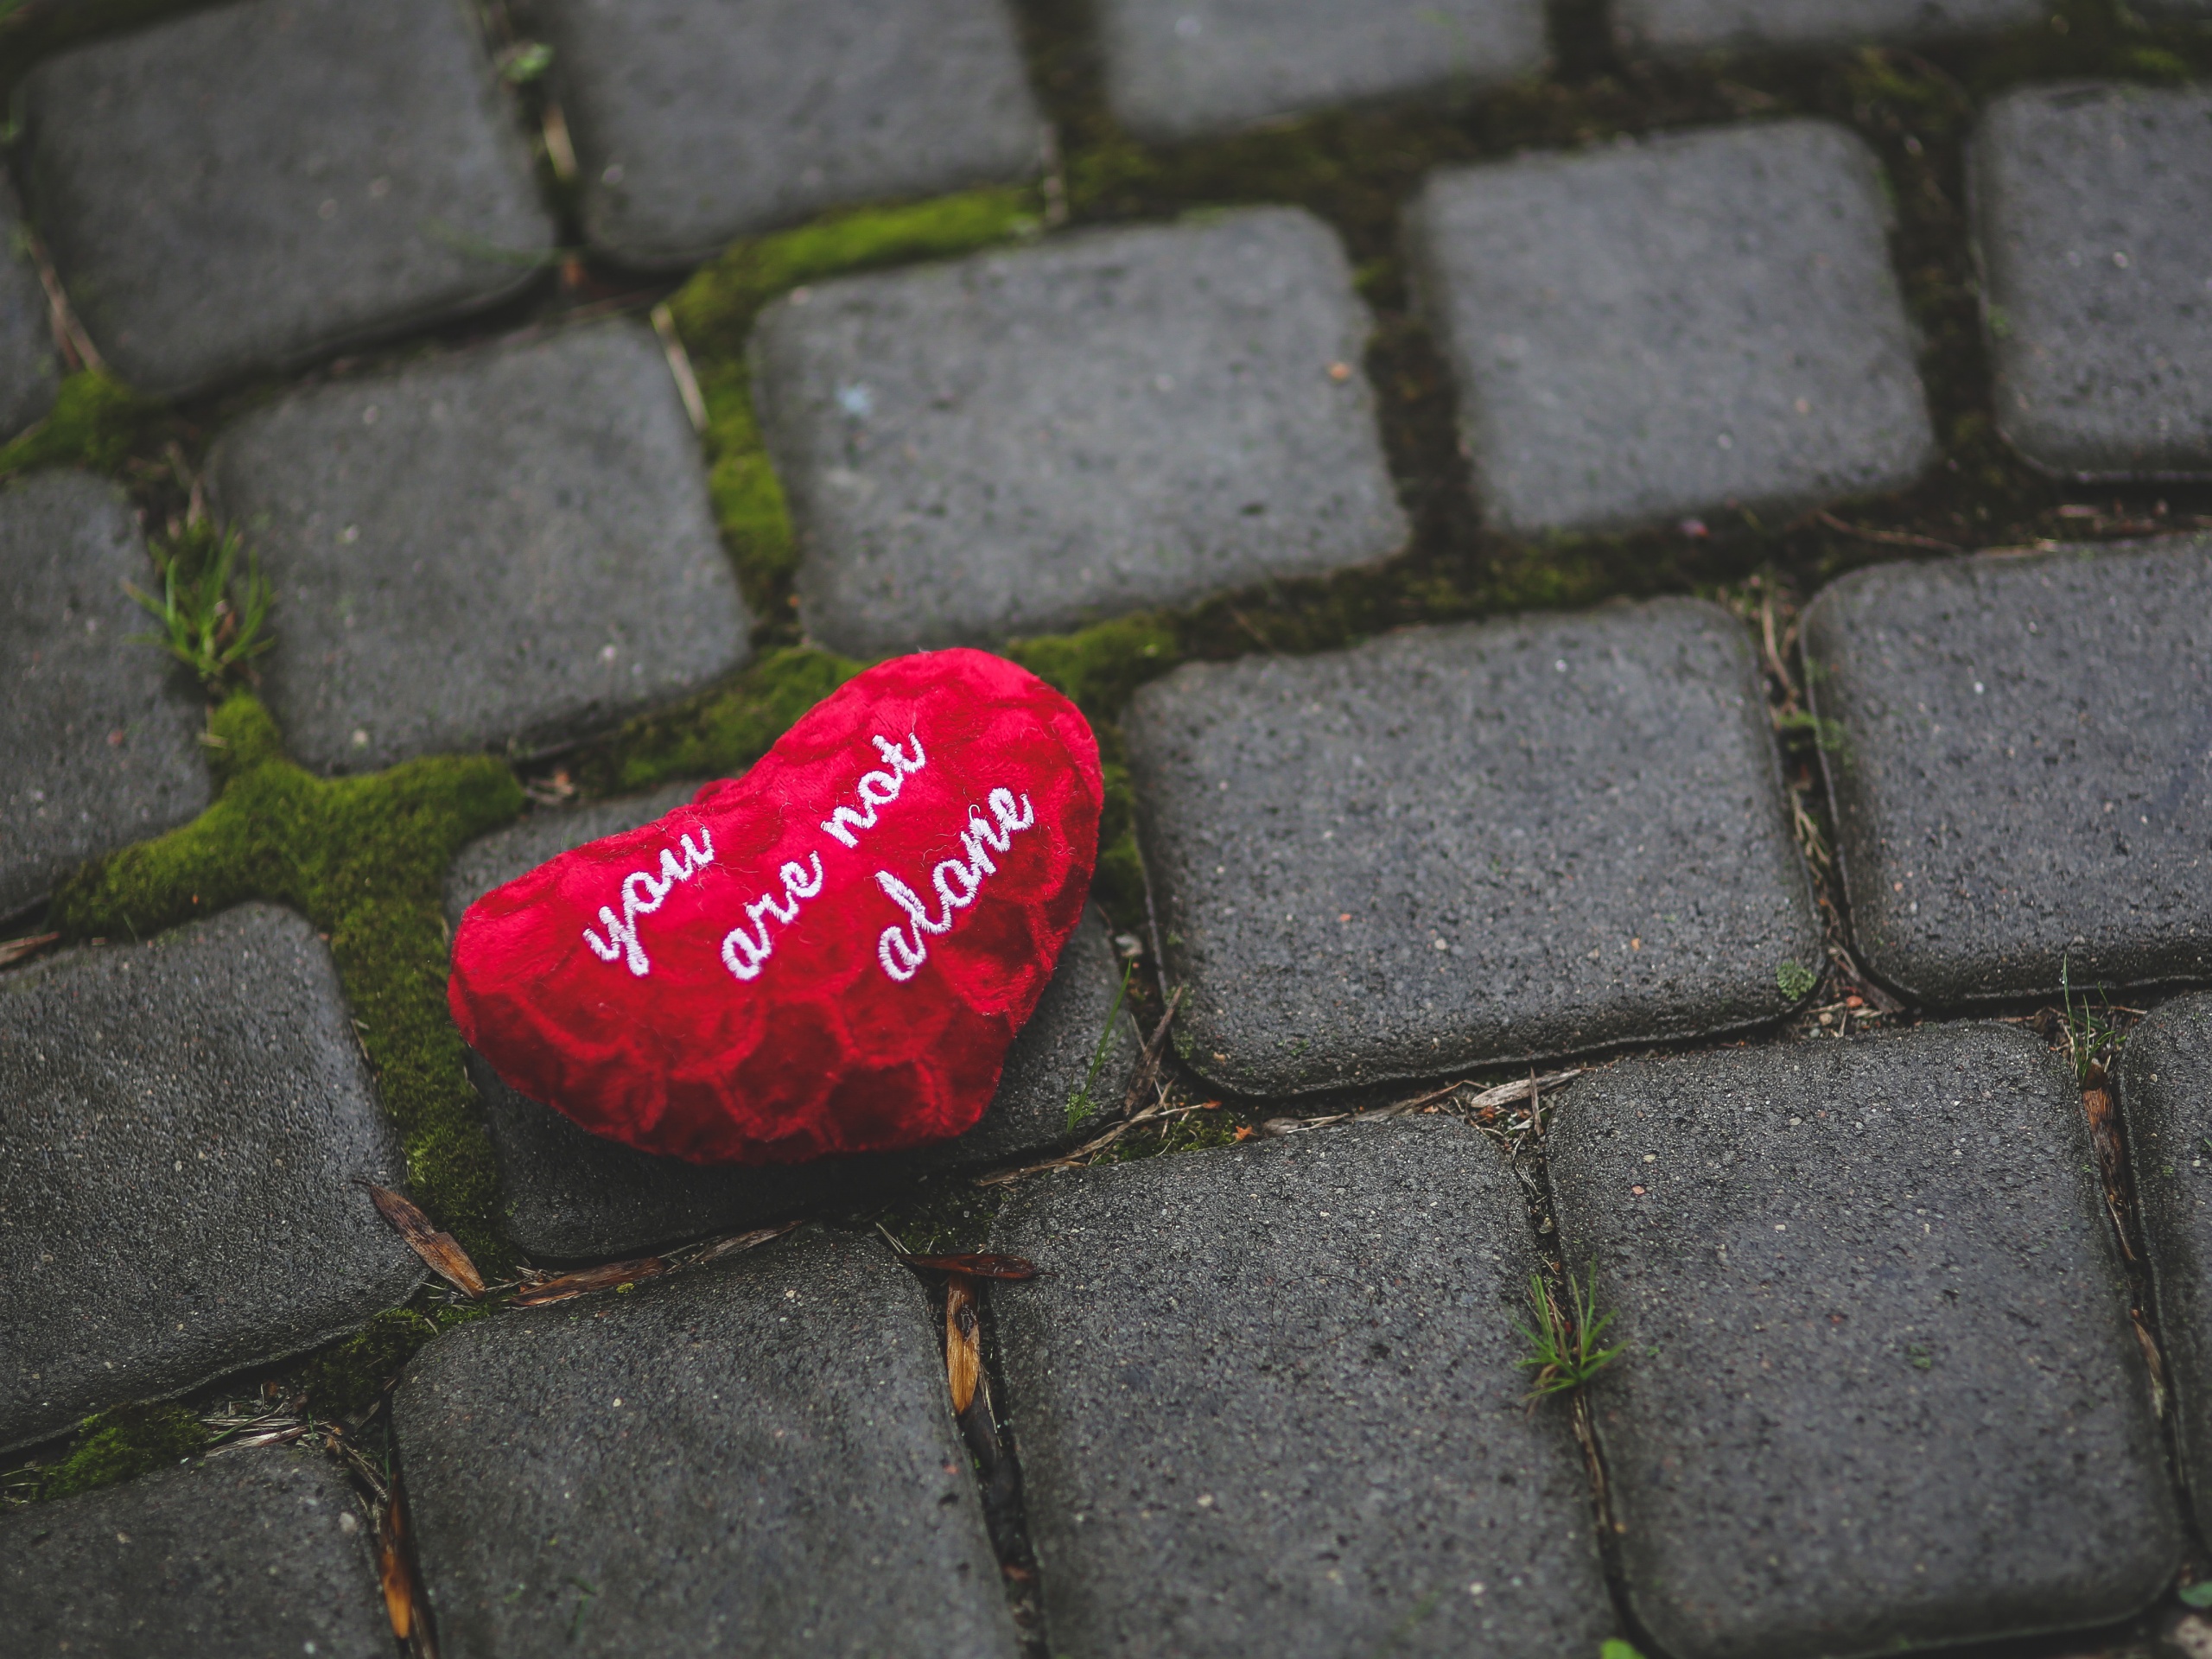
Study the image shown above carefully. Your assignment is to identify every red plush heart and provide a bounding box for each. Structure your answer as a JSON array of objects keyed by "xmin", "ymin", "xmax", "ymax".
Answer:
[{"xmin": 448, "ymin": 650, "xmax": 1103, "ymax": 1165}]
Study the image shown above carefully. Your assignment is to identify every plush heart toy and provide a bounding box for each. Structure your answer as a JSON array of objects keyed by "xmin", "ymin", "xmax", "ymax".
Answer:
[{"xmin": 448, "ymin": 650, "xmax": 1103, "ymax": 1165}]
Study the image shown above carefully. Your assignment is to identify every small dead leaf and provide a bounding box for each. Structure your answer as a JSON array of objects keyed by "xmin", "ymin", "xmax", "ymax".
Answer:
[
  {"xmin": 0, "ymin": 931, "xmax": 60, "ymax": 968},
  {"xmin": 366, "ymin": 1184, "xmax": 485, "ymax": 1298},
  {"xmin": 512, "ymin": 1256, "xmax": 668, "ymax": 1306},
  {"xmin": 899, "ymin": 1252, "xmax": 1040, "ymax": 1281},
  {"xmin": 945, "ymin": 1273, "xmax": 981, "ymax": 1414},
  {"xmin": 378, "ymin": 1497, "xmax": 413, "ymax": 1641}
]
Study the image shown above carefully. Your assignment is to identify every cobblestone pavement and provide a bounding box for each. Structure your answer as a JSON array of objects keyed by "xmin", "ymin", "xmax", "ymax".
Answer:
[{"xmin": 3, "ymin": 4, "xmax": 2211, "ymax": 1658}]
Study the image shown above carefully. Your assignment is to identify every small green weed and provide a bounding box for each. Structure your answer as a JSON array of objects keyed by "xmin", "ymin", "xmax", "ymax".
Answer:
[
  {"xmin": 1600, "ymin": 1643, "xmax": 1649, "ymax": 1659},
  {"xmin": 1515, "ymin": 1264, "xmax": 1625, "ymax": 1403},
  {"xmin": 1777, "ymin": 960, "xmax": 1820, "ymax": 1002},
  {"xmin": 125, "ymin": 520, "xmax": 272, "ymax": 691},
  {"xmin": 2060, "ymin": 952, "xmax": 2126, "ymax": 1086},
  {"xmin": 1065, "ymin": 960, "xmax": 1135, "ymax": 1131},
  {"xmin": 2178, "ymin": 1581, "xmax": 2212, "ymax": 1611}
]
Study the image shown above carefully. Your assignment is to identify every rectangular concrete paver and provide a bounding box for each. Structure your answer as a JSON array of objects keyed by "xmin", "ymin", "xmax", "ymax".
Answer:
[
  {"xmin": 1096, "ymin": 0, "xmax": 1548, "ymax": 143},
  {"xmin": 446, "ymin": 787, "xmax": 1141, "ymax": 1258},
  {"xmin": 22, "ymin": 0, "xmax": 552, "ymax": 400},
  {"xmin": 394, "ymin": 1228, "xmax": 1017, "ymax": 1659},
  {"xmin": 1124, "ymin": 601, "xmax": 1821, "ymax": 1097},
  {"xmin": 211, "ymin": 320, "xmax": 749, "ymax": 774},
  {"xmin": 1802, "ymin": 540, "xmax": 2212, "ymax": 1006},
  {"xmin": 2, "ymin": 474, "xmax": 209, "ymax": 917},
  {"xmin": 537, "ymin": 0, "xmax": 1042, "ymax": 268},
  {"xmin": 1614, "ymin": 0, "xmax": 2045, "ymax": 55},
  {"xmin": 1970, "ymin": 82, "xmax": 2212, "ymax": 480},
  {"xmin": 990, "ymin": 1119, "xmax": 1617, "ymax": 1659},
  {"xmin": 753, "ymin": 208, "xmax": 1407, "ymax": 654},
  {"xmin": 2120, "ymin": 994, "xmax": 2212, "ymax": 1539},
  {"xmin": 1408, "ymin": 120, "xmax": 1935, "ymax": 535},
  {"xmin": 1550, "ymin": 1025, "xmax": 2182, "ymax": 1659},
  {"xmin": 0, "ymin": 904, "xmax": 421, "ymax": 1452},
  {"xmin": 0, "ymin": 1445, "xmax": 390, "ymax": 1659}
]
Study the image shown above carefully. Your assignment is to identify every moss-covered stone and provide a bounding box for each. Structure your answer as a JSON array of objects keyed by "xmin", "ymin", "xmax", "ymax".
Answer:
[
  {"xmin": 0, "ymin": 372, "xmax": 167, "ymax": 480},
  {"xmin": 49, "ymin": 693, "xmax": 524, "ymax": 1264},
  {"xmin": 293, "ymin": 1300, "xmax": 491, "ymax": 1421},
  {"xmin": 38, "ymin": 1403, "xmax": 207, "ymax": 1501}
]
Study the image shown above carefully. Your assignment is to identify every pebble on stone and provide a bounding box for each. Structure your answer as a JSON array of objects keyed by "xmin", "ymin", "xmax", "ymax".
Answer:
[
  {"xmin": 1970, "ymin": 82, "xmax": 2212, "ymax": 480},
  {"xmin": 0, "ymin": 181, "xmax": 58, "ymax": 442},
  {"xmin": 0, "ymin": 1445, "xmax": 390, "ymax": 1659},
  {"xmin": 20, "ymin": 0, "xmax": 553, "ymax": 398},
  {"xmin": 2120, "ymin": 995, "xmax": 2212, "ymax": 1537},
  {"xmin": 990, "ymin": 1119, "xmax": 1616, "ymax": 1659},
  {"xmin": 1, "ymin": 473, "xmax": 208, "ymax": 918},
  {"xmin": 1802, "ymin": 539, "xmax": 2212, "ymax": 1006},
  {"xmin": 1612, "ymin": 0, "xmax": 2045, "ymax": 55},
  {"xmin": 1548, "ymin": 1025, "xmax": 2182, "ymax": 1659},
  {"xmin": 1407, "ymin": 120, "xmax": 1936, "ymax": 536},
  {"xmin": 445, "ymin": 787, "xmax": 1141, "ymax": 1259},
  {"xmin": 535, "ymin": 0, "xmax": 1042, "ymax": 269},
  {"xmin": 395, "ymin": 1227, "xmax": 1017, "ymax": 1658},
  {"xmin": 1095, "ymin": 0, "xmax": 1548, "ymax": 143},
  {"xmin": 1123, "ymin": 600, "xmax": 1821, "ymax": 1097},
  {"xmin": 209, "ymin": 320, "xmax": 750, "ymax": 775},
  {"xmin": 0, "ymin": 904, "xmax": 421, "ymax": 1453},
  {"xmin": 753, "ymin": 208, "xmax": 1407, "ymax": 655}
]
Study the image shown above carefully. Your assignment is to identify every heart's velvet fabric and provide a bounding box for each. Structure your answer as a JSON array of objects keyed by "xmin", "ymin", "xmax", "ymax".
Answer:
[{"xmin": 448, "ymin": 650, "xmax": 1103, "ymax": 1165}]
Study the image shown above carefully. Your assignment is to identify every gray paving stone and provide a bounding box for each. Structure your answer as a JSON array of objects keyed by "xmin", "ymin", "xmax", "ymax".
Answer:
[
  {"xmin": 210, "ymin": 319, "xmax": 749, "ymax": 775},
  {"xmin": 1408, "ymin": 120, "xmax": 1936, "ymax": 536},
  {"xmin": 20, "ymin": 0, "xmax": 553, "ymax": 399},
  {"xmin": 1613, "ymin": 0, "xmax": 2044, "ymax": 55},
  {"xmin": 446, "ymin": 785, "xmax": 1140, "ymax": 1258},
  {"xmin": 1123, "ymin": 600, "xmax": 1822, "ymax": 1098},
  {"xmin": 1, "ymin": 472, "xmax": 209, "ymax": 918},
  {"xmin": 0, "ymin": 183, "xmax": 59, "ymax": 442},
  {"xmin": 2119, "ymin": 994, "xmax": 2212, "ymax": 1537},
  {"xmin": 990, "ymin": 1119, "xmax": 1615, "ymax": 1659},
  {"xmin": 1550, "ymin": 1024, "xmax": 2182, "ymax": 1659},
  {"xmin": 0, "ymin": 903, "xmax": 420, "ymax": 1454},
  {"xmin": 1970, "ymin": 82, "xmax": 2212, "ymax": 480},
  {"xmin": 753, "ymin": 208, "xmax": 1407, "ymax": 655},
  {"xmin": 1802, "ymin": 539, "xmax": 2212, "ymax": 1007},
  {"xmin": 1096, "ymin": 0, "xmax": 1548, "ymax": 143},
  {"xmin": 395, "ymin": 1227, "xmax": 1017, "ymax": 1659},
  {"xmin": 0, "ymin": 1445, "xmax": 389, "ymax": 1659},
  {"xmin": 536, "ymin": 0, "xmax": 1041, "ymax": 269}
]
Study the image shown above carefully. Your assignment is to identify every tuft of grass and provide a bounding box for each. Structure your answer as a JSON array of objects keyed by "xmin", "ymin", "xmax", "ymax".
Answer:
[
  {"xmin": 124, "ymin": 519, "xmax": 272, "ymax": 691},
  {"xmin": 1065, "ymin": 960, "xmax": 1135, "ymax": 1132},
  {"xmin": 1516, "ymin": 1264, "xmax": 1625, "ymax": 1403},
  {"xmin": 2060, "ymin": 951, "xmax": 2126, "ymax": 1087},
  {"xmin": 37, "ymin": 1403, "xmax": 207, "ymax": 1501},
  {"xmin": 50, "ymin": 693, "xmax": 524, "ymax": 1265}
]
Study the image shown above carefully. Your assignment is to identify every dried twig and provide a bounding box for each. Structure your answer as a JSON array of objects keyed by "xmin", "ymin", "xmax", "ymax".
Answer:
[
  {"xmin": 899, "ymin": 1252, "xmax": 1041, "ymax": 1280},
  {"xmin": 1814, "ymin": 509, "xmax": 1961, "ymax": 555},
  {"xmin": 652, "ymin": 303, "xmax": 709, "ymax": 435},
  {"xmin": 0, "ymin": 932, "xmax": 60, "ymax": 969},
  {"xmin": 686, "ymin": 1220, "xmax": 802, "ymax": 1266},
  {"xmin": 512, "ymin": 1255, "xmax": 669, "ymax": 1306}
]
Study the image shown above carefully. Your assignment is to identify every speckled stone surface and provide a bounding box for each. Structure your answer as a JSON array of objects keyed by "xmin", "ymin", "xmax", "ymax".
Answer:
[
  {"xmin": 990, "ymin": 1119, "xmax": 1617, "ymax": 1659},
  {"xmin": 1095, "ymin": 0, "xmax": 1548, "ymax": 143},
  {"xmin": 211, "ymin": 320, "xmax": 749, "ymax": 773},
  {"xmin": 0, "ymin": 904, "xmax": 420, "ymax": 1453},
  {"xmin": 753, "ymin": 208, "xmax": 1407, "ymax": 654},
  {"xmin": 395, "ymin": 1228, "xmax": 1018, "ymax": 1659},
  {"xmin": 1549, "ymin": 1025, "xmax": 2181, "ymax": 1659},
  {"xmin": 536, "ymin": 0, "xmax": 1041, "ymax": 268},
  {"xmin": 1123, "ymin": 601, "xmax": 1822, "ymax": 1097},
  {"xmin": 0, "ymin": 1446, "xmax": 390, "ymax": 1659},
  {"xmin": 0, "ymin": 473, "xmax": 208, "ymax": 917},
  {"xmin": 1613, "ymin": 0, "xmax": 2044, "ymax": 54},
  {"xmin": 1408, "ymin": 120, "xmax": 1935, "ymax": 535},
  {"xmin": 21, "ymin": 0, "xmax": 552, "ymax": 398},
  {"xmin": 0, "ymin": 182, "xmax": 59, "ymax": 442},
  {"xmin": 1802, "ymin": 540, "xmax": 2212, "ymax": 1006},
  {"xmin": 2120, "ymin": 994, "xmax": 2212, "ymax": 1538},
  {"xmin": 446, "ymin": 788, "xmax": 1140, "ymax": 1258},
  {"xmin": 1970, "ymin": 82, "xmax": 2212, "ymax": 479}
]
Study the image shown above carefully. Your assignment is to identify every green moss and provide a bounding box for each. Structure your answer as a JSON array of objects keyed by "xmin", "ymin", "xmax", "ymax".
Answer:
[
  {"xmin": 665, "ymin": 188, "xmax": 1040, "ymax": 622},
  {"xmin": 570, "ymin": 645, "xmax": 864, "ymax": 795},
  {"xmin": 39, "ymin": 1403, "xmax": 207, "ymax": 1501},
  {"xmin": 293, "ymin": 1301, "xmax": 491, "ymax": 1420},
  {"xmin": 51, "ymin": 694, "xmax": 524, "ymax": 1263},
  {"xmin": 0, "ymin": 372, "xmax": 166, "ymax": 480}
]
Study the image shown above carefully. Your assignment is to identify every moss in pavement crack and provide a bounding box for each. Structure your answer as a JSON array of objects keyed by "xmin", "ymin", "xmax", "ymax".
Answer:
[
  {"xmin": 35, "ymin": 1402, "xmax": 208, "ymax": 1502},
  {"xmin": 48, "ymin": 693, "xmax": 524, "ymax": 1266}
]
